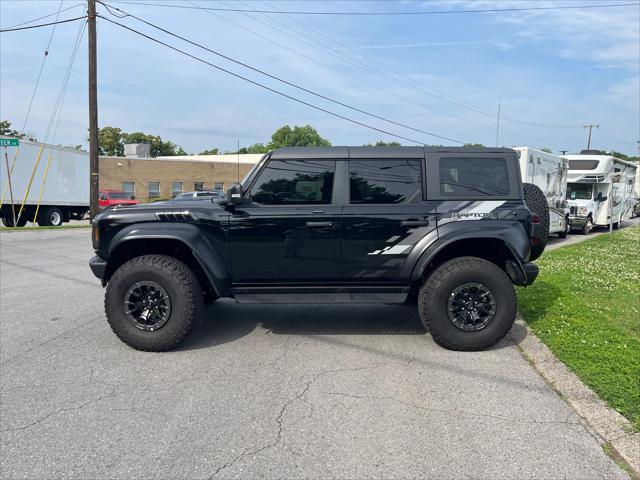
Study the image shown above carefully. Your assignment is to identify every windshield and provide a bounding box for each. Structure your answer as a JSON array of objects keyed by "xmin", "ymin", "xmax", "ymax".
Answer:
[
  {"xmin": 109, "ymin": 192, "xmax": 134, "ymax": 200},
  {"xmin": 566, "ymin": 183, "xmax": 593, "ymax": 200}
]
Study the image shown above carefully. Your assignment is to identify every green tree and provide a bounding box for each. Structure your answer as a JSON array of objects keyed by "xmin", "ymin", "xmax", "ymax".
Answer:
[
  {"xmin": 267, "ymin": 125, "xmax": 331, "ymax": 149},
  {"xmin": 98, "ymin": 126, "xmax": 124, "ymax": 156},
  {"xmin": 540, "ymin": 148, "xmax": 553, "ymax": 153},
  {"xmin": 0, "ymin": 120, "xmax": 36, "ymax": 141},
  {"xmin": 464, "ymin": 143, "xmax": 485, "ymax": 147},
  {"xmin": 199, "ymin": 148, "xmax": 219, "ymax": 155},
  {"xmin": 363, "ymin": 141, "xmax": 402, "ymax": 147},
  {"xmin": 602, "ymin": 150, "xmax": 640, "ymax": 163}
]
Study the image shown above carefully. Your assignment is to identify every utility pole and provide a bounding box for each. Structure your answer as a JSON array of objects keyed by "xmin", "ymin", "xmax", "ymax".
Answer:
[
  {"xmin": 88, "ymin": 0, "xmax": 99, "ymax": 220},
  {"xmin": 495, "ymin": 97, "xmax": 501, "ymax": 147},
  {"xmin": 582, "ymin": 124, "xmax": 599, "ymax": 150}
]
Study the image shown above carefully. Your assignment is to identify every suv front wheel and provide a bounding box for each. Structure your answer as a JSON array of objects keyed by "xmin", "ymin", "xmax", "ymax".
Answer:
[
  {"xmin": 418, "ymin": 257, "xmax": 516, "ymax": 351},
  {"xmin": 105, "ymin": 255, "xmax": 203, "ymax": 351}
]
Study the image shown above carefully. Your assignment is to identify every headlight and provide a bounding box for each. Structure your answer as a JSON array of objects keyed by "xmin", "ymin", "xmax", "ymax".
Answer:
[{"xmin": 577, "ymin": 207, "xmax": 588, "ymax": 216}]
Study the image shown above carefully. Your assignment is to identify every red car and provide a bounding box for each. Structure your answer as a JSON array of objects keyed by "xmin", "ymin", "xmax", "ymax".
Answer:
[{"xmin": 99, "ymin": 190, "xmax": 139, "ymax": 209}]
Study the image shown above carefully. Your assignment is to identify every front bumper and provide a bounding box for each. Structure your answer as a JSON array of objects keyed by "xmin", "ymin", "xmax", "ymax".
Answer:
[
  {"xmin": 569, "ymin": 215, "xmax": 588, "ymax": 229},
  {"xmin": 89, "ymin": 255, "xmax": 107, "ymax": 281}
]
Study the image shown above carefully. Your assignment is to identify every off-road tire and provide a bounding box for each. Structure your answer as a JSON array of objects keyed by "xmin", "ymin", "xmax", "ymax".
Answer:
[
  {"xmin": 38, "ymin": 206, "xmax": 63, "ymax": 226},
  {"xmin": 418, "ymin": 257, "xmax": 517, "ymax": 351},
  {"xmin": 105, "ymin": 255, "xmax": 203, "ymax": 351},
  {"xmin": 523, "ymin": 183, "xmax": 549, "ymax": 261}
]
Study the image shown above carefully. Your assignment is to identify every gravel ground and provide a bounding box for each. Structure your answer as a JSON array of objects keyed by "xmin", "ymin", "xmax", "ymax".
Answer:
[{"xmin": 0, "ymin": 229, "xmax": 628, "ymax": 479}]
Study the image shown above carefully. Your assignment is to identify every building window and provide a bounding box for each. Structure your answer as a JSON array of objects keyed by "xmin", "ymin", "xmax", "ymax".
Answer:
[
  {"xmin": 214, "ymin": 181, "xmax": 224, "ymax": 191},
  {"xmin": 350, "ymin": 159, "xmax": 422, "ymax": 204},
  {"xmin": 172, "ymin": 182, "xmax": 183, "ymax": 198},
  {"xmin": 122, "ymin": 182, "xmax": 135, "ymax": 195},
  {"xmin": 194, "ymin": 182, "xmax": 204, "ymax": 191},
  {"xmin": 148, "ymin": 182, "xmax": 160, "ymax": 199}
]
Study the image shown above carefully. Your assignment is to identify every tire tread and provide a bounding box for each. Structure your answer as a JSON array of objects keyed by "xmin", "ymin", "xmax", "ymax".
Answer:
[{"xmin": 105, "ymin": 254, "xmax": 202, "ymax": 351}]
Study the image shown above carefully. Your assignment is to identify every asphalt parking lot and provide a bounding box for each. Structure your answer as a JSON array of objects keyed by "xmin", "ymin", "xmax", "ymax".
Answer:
[{"xmin": 0, "ymin": 229, "xmax": 629, "ymax": 479}]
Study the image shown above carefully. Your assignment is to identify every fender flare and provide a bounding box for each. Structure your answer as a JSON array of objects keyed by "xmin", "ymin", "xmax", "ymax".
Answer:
[
  {"xmin": 108, "ymin": 223, "xmax": 231, "ymax": 296},
  {"xmin": 410, "ymin": 221, "xmax": 531, "ymax": 284}
]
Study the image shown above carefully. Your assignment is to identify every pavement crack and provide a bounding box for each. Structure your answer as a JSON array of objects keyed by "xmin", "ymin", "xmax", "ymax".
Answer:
[
  {"xmin": 208, "ymin": 364, "xmax": 383, "ymax": 478},
  {"xmin": 1, "ymin": 386, "xmax": 118, "ymax": 433}
]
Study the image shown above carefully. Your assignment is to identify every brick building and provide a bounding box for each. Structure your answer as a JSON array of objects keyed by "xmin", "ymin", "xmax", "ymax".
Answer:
[{"xmin": 99, "ymin": 154, "xmax": 263, "ymax": 202}]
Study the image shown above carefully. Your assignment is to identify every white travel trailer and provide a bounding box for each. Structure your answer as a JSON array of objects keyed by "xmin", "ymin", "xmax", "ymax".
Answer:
[
  {"xmin": 514, "ymin": 147, "xmax": 570, "ymax": 237},
  {"xmin": 565, "ymin": 151, "xmax": 638, "ymax": 234}
]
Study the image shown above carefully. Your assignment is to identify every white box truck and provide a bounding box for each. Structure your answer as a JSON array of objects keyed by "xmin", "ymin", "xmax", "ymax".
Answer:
[
  {"xmin": 0, "ymin": 138, "xmax": 89, "ymax": 227},
  {"xmin": 565, "ymin": 151, "xmax": 638, "ymax": 234},
  {"xmin": 514, "ymin": 147, "xmax": 570, "ymax": 238}
]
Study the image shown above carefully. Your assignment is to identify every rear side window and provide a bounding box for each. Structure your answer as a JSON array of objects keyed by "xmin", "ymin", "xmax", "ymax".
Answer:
[
  {"xmin": 350, "ymin": 159, "xmax": 422, "ymax": 204},
  {"xmin": 251, "ymin": 159, "xmax": 335, "ymax": 205},
  {"xmin": 440, "ymin": 157, "xmax": 509, "ymax": 196}
]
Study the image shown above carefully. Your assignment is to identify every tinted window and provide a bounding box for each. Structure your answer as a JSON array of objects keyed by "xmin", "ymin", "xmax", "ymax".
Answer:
[
  {"xmin": 569, "ymin": 159, "xmax": 600, "ymax": 170},
  {"xmin": 440, "ymin": 157, "xmax": 509, "ymax": 196},
  {"xmin": 350, "ymin": 159, "xmax": 422, "ymax": 204},
  {"xmin": 251, "ymin": 160, "xmax": 335, "ymax": 205}
]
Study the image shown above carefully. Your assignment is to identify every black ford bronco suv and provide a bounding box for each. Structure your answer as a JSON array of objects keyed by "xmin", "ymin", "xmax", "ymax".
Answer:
[{"xmin": 90, "ymin": 146, "xmax": 543, "ymax": 352}]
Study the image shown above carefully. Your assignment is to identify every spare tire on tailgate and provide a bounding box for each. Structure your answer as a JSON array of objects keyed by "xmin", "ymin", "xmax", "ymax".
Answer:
[{"xmin": 523, "ymin": 183, "xmax": 549, "ymax": 261}]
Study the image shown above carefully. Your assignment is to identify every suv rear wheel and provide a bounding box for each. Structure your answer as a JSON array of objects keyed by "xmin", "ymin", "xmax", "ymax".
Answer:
[
  {"xmin": 105, "ymin": 255, "xmax": 203, "ymax": 351},
  {"xmin": 418, "ymin": 257, "xmax": 516, "ymax": 351}
]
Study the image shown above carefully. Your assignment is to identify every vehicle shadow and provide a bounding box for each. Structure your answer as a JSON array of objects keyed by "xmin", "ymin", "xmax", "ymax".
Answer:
[{"xmin": 179, "ymin": 300, "xmax": 519, "ymax": 352}]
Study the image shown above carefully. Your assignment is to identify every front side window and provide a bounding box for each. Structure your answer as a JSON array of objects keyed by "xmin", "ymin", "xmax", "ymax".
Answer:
[
  {"xmin": 172, "ymin": 182, "xmax": 183, "ymax": 198},
  {"xmin": 251, "ymin": 160, "xmax": 335, "ymax": 205},
  {"xmin": 440, "ymin": 157, "xmax": 509, "ymax": 196},
  {"xmin": 350, "ymin": 159, "xmax": 422, "ymax": 204},
  {"xmin": 566, "ymin": 183, "xmax": 593, "ymax": 200}
]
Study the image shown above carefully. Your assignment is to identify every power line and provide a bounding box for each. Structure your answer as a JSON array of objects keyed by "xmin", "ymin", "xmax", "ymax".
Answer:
[
  {"xmin": 1, "ymin": 3, "xmax": 84, "ymax": 30},
  {"xmin": 236, "ymin": 0, "xmax": 583, "ymax": 129},
  {"xmin": 153, "ymin": 0, "xmax": 579, "ymax": 131},
  {"xmin": 98, "ymin": 15, "xmax": 440, "ymax": 145},
  {"xmin": 0, "ymin": 16, "xmax": 88, "ymax": 33},
  {"xmin": 98, "ymin": 3, "xmax": 465, "ymax": 144},
  {"xmin": 106, "ymin": 1, "xmax": 640, "ymax": 15},
  {"xmin": 19, "ymin": 0, "xmax": 65, "ymax": 136}
]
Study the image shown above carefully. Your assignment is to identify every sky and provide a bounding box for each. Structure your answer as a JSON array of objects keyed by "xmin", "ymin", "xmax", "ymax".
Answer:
[{"xmin": 1, "ymin": 0, "xmax": 639, "ymax": 155}]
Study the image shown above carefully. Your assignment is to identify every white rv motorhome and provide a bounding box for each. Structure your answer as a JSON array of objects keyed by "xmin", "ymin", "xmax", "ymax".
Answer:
[
  {"xmin": 514, "ymin": 147, "xmax": 570, "ymax": 237},
  {"xmin": 565, "ymin": 151, "xmax": 638, "ymax": 234}
]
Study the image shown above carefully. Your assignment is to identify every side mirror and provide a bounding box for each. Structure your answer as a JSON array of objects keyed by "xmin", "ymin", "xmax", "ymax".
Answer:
[
  {"xmin": 227, "ymin": 184, "xmax": 243, "ymax": 205},
  {"xmin": 599, "ymin": 195, "xmax": 607, "ymax": 202}
]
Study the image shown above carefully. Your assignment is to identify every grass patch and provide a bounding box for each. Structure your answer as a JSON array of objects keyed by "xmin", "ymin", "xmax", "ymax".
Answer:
[
  {"xmin": 517, "ymin": 227, "xmax": 640, "ymax": 431},
  {"xmin": 0, "ymin": 224, "xmax": 90, "ymax": 232}
]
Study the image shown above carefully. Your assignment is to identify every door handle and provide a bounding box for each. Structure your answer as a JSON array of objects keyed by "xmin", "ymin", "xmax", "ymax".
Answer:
[
  {"xmin": 306, "ymin": 221, "xmax": 333, "ymax": 228},
  {"xmin": 401, "ymin": 218, "xmax": 429, "ymax": 227}
]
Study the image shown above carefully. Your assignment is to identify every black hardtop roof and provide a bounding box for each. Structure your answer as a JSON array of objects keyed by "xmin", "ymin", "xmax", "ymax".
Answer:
[{"xmin": 269, "ymin": 146, "xmax": 517, "ymax": 159}]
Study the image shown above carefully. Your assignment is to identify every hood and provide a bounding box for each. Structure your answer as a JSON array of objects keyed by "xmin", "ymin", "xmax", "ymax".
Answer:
[{"xmin": 95, "ymin": 198, "xmax": 226, "ymax": 222}]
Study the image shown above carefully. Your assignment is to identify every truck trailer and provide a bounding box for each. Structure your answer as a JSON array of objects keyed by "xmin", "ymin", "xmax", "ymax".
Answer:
[
  {"xmin": 0, "ymin": 138, "xmax": 89, "ymax": 227},
  {"xmin": 514, "ymin": 147, "xmax": 570, "ymax": 238},
  {"xmin": 565, "ymin": 151, "xmax": 638, "ymax": 234}
]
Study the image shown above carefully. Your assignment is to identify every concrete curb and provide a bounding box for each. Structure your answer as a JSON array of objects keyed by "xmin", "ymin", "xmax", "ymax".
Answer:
[{"xmin": 512, "ymin": 318, "xmax": 639, "ymax": 476}]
